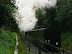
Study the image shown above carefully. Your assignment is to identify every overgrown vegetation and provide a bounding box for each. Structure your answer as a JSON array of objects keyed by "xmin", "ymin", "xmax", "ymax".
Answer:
[
  {"xmin": 17, "ymin": 35, "xmax": 30, "ymax": 54},
  {"xmin": 0, "ymin": 28, "xmax": 16, "ymax": 54},
  {"xmin": 0, "ymin": 0, "xmax": 29, "ymax": 53},
  {"xmin": 61, "ymin": 32, "xmax": 72, "ymax": 51},
  {"xmin": 0, "ymin": 0, "xmax": 19, "ymax": 32},
  {"xmin": 0, "ymin": 28, "xmax": 29, "ymax": 54},
  {"xmin": 35, "ymin": 0, "xmax": 72, "ymax": 32}
]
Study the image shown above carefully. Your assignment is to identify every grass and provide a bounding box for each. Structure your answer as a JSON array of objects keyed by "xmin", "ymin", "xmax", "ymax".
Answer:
[
  {"xmin": 61, "ymin": 32, "xmax": 72, "ymax": 51},
  {"xmin": 0, "ymin": 28, "xmax": 16, "ymax": 54},
  {"xmin": 17, "ymin": 35, "xmax": 31, "ymax": 54},
  {"xmin": 0, "ymin": 27, "xmax": 30, "ymax": 54}
]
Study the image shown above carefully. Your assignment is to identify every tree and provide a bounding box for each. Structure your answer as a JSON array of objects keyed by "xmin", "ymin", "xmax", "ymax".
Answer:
[
  {"xmin": 55, "ymin": 0, "xmax": 72, "ymax": 32},
  {"xmin": 0, "ymin": 0, "xmax": 19, "ymax": 32},
  {"xmin": 35, "ymin": 0, "xmax": 72, "ymax": 32},
  {"xmin": 35, "ymin": 7, "xmax": 56, "ymax": 29}
]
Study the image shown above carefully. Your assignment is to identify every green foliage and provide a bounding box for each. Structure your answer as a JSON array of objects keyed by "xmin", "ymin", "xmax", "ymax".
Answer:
[
  {"xmin": 0, "ymin": 28, "xmax": 16, "ymax": 54},
  {"xmin": 0, "ymin": 0, "xmax": 19, "ymax": 32},
  {"xmin": 35, "ymin": 0, "xmax": 72, "ymax": 32},
  {"xmin": 55, "ymin": 0, "xmax": 72, "ymax": 31},
  {"xmin": 35, "ymin": 8, "xmax": 56, "ymax": 29},
  {"xmin": 17, "ymin": 35, "xmax": 30, "ymax": 54},
  {"xmin": 61, "ymin": 32, "xmax": 72, "ymax": 51}
]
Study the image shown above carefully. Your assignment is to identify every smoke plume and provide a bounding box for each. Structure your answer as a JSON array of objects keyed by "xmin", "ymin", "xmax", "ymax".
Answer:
[{"xmin": 15, "ymin": 0, "xmax": 57, "ymax": 32}]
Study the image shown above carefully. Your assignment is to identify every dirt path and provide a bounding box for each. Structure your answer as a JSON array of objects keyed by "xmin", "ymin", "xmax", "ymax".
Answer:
[{"xmin": 14, "ymin": 35, "xmax": 19, "ymax": 54}]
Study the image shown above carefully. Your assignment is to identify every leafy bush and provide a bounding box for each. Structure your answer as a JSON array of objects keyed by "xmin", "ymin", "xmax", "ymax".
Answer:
[
  {"xmin": 0, "ymin": 28, "xmax": 16, "ymax": 54},
  {"xmin": 61, "ymin": 32, "xmax": 72, "ymax": 51}
]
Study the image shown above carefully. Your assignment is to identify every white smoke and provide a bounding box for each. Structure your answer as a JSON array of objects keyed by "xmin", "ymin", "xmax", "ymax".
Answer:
[{"xmin": 15, "ymin": 0, "xmax": 57, "ymax": 32}]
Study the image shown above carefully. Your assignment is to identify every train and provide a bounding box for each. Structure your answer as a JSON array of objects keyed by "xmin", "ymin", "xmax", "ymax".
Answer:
[{"xmin": 25, "ymin": 27, "xmax": 61, "ymax": 53}]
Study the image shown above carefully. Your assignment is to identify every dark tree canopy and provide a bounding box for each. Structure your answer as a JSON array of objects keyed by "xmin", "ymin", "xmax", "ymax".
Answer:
[
  {"xmin": 35, "ymin": 0, "xmax": 72, "ymax": 32},
  {"xmin": 35, "ymin": 7, "xmax": 56, "ymax": 29},
  {"xmin": 0, "ymin": 0, "xmax": 19, "ymax": 32},
  {"xmin": 55, "ymin": 0, "xmax": 72, "ymax": 32}
]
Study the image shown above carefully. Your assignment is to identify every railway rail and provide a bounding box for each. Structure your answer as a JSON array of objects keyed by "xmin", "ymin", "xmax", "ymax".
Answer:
[{"xmin": 24, "ymin": 36, "xmax": 72, "ymax": 54}]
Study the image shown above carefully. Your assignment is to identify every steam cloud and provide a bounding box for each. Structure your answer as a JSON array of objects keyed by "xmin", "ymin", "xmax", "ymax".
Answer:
[{"xmin": 15, "ymin": 0, "xmax": 57, "ymax": 32}]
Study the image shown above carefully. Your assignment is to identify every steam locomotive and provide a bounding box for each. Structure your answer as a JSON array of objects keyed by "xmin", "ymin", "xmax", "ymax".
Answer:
[{"xmin": 25, "ymin": 27, "xmax": 61, "ymax": 52}]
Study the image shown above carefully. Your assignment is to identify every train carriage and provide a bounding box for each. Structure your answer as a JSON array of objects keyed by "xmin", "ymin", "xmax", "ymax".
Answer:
[{"xmin": 25, "ymin": 27, "xmax": 61, "ymax": 52}]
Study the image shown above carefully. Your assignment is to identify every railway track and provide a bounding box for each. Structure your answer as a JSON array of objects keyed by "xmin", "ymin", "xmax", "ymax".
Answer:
[
  {"xmin": 24, "ymin": 36, "xmax": 72, "ymax": 54},
  {"xmin": 25, "ymin": 36, "xmax": 61, "ymax": 54}
]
